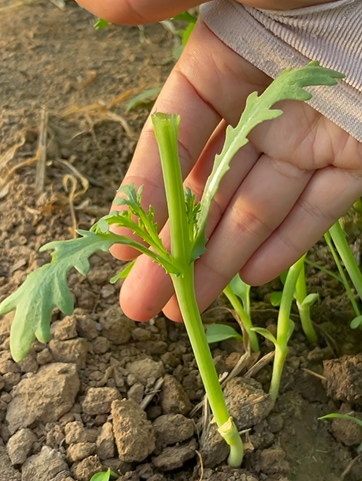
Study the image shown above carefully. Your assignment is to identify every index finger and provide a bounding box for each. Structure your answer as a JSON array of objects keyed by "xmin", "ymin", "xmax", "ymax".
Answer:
[{"xmin": 76, "ymin": 0, "xmax": 202, "ymax": 24}]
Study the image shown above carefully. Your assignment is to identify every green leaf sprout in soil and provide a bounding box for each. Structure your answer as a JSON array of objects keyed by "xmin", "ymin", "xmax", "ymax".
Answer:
[
  {"xmin": 0, "ymin": 62, "xmax": 343, "ymax": 467},
  {"xmin": 319, "ymin": 413, "xmax": 362, "ymax": 452},
  {"xmin": 89, "ymin": 468, "xmax": 118, "ymax": 481}
]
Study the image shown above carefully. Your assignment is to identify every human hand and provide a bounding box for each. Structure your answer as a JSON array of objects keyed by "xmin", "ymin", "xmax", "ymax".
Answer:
[{"xmin": 78, "ymin": 0, "xmax": 362, "ymax": 323}]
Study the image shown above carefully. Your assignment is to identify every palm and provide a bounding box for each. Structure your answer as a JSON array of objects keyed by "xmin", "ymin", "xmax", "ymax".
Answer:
[{"xmin": 77, "ymin": 0, "xmax": 362, "ymax": 322}]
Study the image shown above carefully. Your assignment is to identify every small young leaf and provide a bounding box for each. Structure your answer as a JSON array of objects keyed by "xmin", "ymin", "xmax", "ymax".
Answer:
[
  {"xmin": 350, "ymin": 315, "xmax": 362, "ymax": 329},
  {"xmin": 110, "ymin": 260, "xmax": 135, "ymax": 283},
  {"xmin": 300, "ymin": 293, "xmax": 319, "ymax": 308},
  {"xmin": 205, "ymin": 324, "xmax": 242, "ymax": 344},
  {"xmin": 286, "ymin": 319, "xmax": 295, "ymax": 343},
  {"xmin": 126, "ymin": 87, "xmax": 162, "ymax": 112},
  {"xmin": 90, "ymin": 469, "xmax": 111, "ymax": 481},
  {"xmin": 228, "ymin": 275, "xmax": 251, "ymax": 315},
  {"xmin": 269, "ymin": 291, "xmax": 283, "ymax": 307},
  {"xmin": 94, "ymin": 19, "xmax": 109, "ymax": 30},
  {"xmin": 251, "ymin": 327, "xmax": 277, "ymax": 345},
  {"xmin": 172, "ymin": 11, "xmax": 197, "ymax": 23}
]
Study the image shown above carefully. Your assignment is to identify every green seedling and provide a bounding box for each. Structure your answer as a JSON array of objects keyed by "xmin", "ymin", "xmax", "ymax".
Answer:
[
  {"xmin": 89, "ymin": 468, "xmax": 118, "ymax": 481},
  {"xmin": 252, "ymin": 257, "xmax": 304, "ymax": 400},
  {"xmin": 327, "ymin": 220, "xmax": 362, "ymax": 329},
  {"xmin": 126, "ymin": 87, "xmax": 163, "ymax": 112},
  {"xmin": 171, "ymin": 11, "xmax": 197, "ymax": 59},
  {"xmin": 223, "ymin": 275, "xmax": 259, "ymax": 352},
  {"xmin": 0, "ymin": 62, "xmax": 343, "ymax": 467},
  {"xmin": 319, "ymin": 413, "xmax": 362, "ymax": 452},
  {"xmin": 269, "ymin": 255, "xmax": 318, "ymax": 344}
]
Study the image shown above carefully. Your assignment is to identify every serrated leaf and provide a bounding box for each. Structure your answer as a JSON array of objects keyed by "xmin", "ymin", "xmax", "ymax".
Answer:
[
  {"xmin": 350, "ymin": 315, "xmax": 362, "ymax": 329},
  {"xmin": 0, "ymin": 230, "xmax": 177, "ymax": 362},
  {"xmin": 300, "ymin": 293, "xmax": 319, "ymax": 308},
  {"xmin": 251, "ymin": 327, "xmax": 277, "ymax": 345},
  {"xmin": 228, "ymin": 275, "xmax": 251, "ymax": 315},
  {"xmin": 205, "ymin": 324, "xmax": 242, "ymax": 344},
  {"xmin": 270, "ymin": 291, "xmax": 282, "ymax": 307},
  {"xmin": 195, "ymin": 61, "xmax": 344, "ymax": 245}
]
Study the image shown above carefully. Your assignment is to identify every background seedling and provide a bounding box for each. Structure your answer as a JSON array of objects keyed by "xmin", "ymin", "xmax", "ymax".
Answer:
[
  {"xmin": 319, "ymin": 413, "xmax": 362, "ymax": 452},
  {"xmin": 0, "ymin": 62, "xmax": 343, "ymax": 467}
]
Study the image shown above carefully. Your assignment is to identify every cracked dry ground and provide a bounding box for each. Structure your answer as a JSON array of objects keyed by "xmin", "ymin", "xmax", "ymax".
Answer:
[{"xmin": 2, "ymin": 2, "xmax": 362, "ymax": 481}]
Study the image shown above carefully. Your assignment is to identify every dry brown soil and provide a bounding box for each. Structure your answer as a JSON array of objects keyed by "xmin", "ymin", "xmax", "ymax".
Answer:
[{"xmin": 1, "ymin": 2, "xmax": 362, "ymax": 481}]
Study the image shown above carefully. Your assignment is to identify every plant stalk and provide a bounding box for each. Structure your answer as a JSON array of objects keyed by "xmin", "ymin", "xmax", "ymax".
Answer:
[
  {"xmin": 152, "ymin": 113, "xmax": 243, "ymax": 467},
  {"xmin": 269, "ymin": 257, "xmax": 302, "ymax": 400},
  {"xmin": 329, "ymin": 221, "xmax": 362, "ymax": 304},
  {"xmin": 294, "ymin": 254, "xmax": 318, "ymax": 344}
]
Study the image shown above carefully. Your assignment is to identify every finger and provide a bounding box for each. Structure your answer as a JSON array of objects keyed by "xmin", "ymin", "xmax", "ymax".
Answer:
[
  {"xmin": 112, "ymin": 20, "xmax": 270, "ymax": 259},
  {"xmin": 162, "ymin": 154, "xmax": 313, "ymax": 321},
  {"xmin": 120, "ymin": 126, "xmax": 261, "ymax": 321},
  {"xmin": 241, "ymin": 167, "xmax": 362, "ymax": 285},
  {"xmin": 76, "ymin": 0, "xmax": 202, "ymax": 24}
]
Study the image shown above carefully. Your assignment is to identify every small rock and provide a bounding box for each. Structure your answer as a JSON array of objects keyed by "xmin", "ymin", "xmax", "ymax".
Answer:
[
  {"xmin": 36, "ymin": 348, "xmax": 53, "ymax": 365},
  {"xmin": 324, "ymin": 354, "xmax": 362, "ymax": 405},
  {"xmin": 127, "ymin": 359, "xmax": 164, "ymax": 386},
  {"xmin": 22, "ymin": 446, "xmax": 69, "ymax": 481},
  {"xmin": 0, "ymin": 357, "xmax": 19, "ymax": 375},
  {"xmin": 112, "ymin": 399, "xmax": 155, "ymax": 462},
  {"xmin": 51, "ymin": 316, "xmax": 78, "ymax": 341},
  {"xmin": 75, "ymin": 313, "xmax": 99, "ymax": 341},
  {"xmin": 160, "ymin": 375, "xmax": 191, "ymax": 415},
  {"xmin": 96, "ymin": 422, "xmax": 114, "ymax": 460},
  {"xmin": 259, "ymin": 447, "xmax": 289, "ymax": 474},
  {"xmin": 92, "ymin": 337, "xmax": 110, "ymax": 354},
  {"xmin": 3, "ymin": 372, "xmax": 21, "ymax": 390},
  {"xmin": 71, "ymin": 455, "xmax": 103, "ymax": 481},
  {"xmin": 199, "ymin": 423, "xmax": 229, "ymax": 468},
  {"xmin": 82, "ymin": 387, "xmax": 121, "ymax": 415},
  {"xmin": 224, "ymin": 378, "xmax": 274, "ymax": 430},
  {"xmin": 6, "ymin": 363, "xmax": 80, "ymax": 434},
  {"xmin": 132, "ymin": 328, "xmax": 151, "ymax": 342},
  {"xmin": 17, "ymin": 351, "xmax": 38, "ymax": 374},
  {"xmin": 152, "ymin": 438, "xmax": 197, "ymax": 471},
  {"xmin": 46, "ymin": 425, "xmax": 65, "ymax": 448},
  {"xmin": 65, "ymin": 421, "xmax": 93, "ymax": 444},
  {"xmin": 153, "ymin": 414, "xmax": 194, "ymax": 447},
  {"xmin": 100, "ymin": 306, "xmax": 135, "ymax": 345},
  {"xmin": 49, "ymin": 339, "xmax": 88, "ymax": 370},
  {"xmin": 67, "ymin": 442, "xmax": 96, "ymax": 462},
  {"xmin": 0, "ymin": 446, "xmax": 21, "ymax": 480},
  {"xmin": 127, "ymin": 383, "xmax": 144, "ymax": 404},
  {"xmin": 7, "ymin": 428, "xmax": 36, "ymax": 465}
]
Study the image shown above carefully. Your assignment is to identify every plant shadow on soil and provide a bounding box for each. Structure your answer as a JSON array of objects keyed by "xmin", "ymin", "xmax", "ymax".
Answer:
[{"xmin": 1, "ymin": 2, "xmax": 362, "ymax": 481}]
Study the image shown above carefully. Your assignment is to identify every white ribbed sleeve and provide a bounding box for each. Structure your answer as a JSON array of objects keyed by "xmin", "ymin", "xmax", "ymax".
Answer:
[{"xmin": 201, "ymin": 0, "xmax": 362, "ymax": 143}]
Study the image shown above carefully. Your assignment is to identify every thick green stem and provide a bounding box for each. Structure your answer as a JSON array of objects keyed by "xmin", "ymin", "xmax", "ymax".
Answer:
[
  {"xmin": 223, "ymin": 285, "xmax": 259, "ymax": 352},
  {"xmin": 329, "ymin": 221, "xmax": 362, "ymax": 305},
  {"xmin": 172, "ymin": 270, "xmax": 243, "ymax": 467},
  {"xmin": 294, "ymin": 254, "xmax": 318, "ymax": 344},
  {"xmin": 269, "ymin": 257, "xmax": 302, "ymax": 400},
  {"xmin": 152, "ymin": 113, "xmax": 243, "ymax": 467}
]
